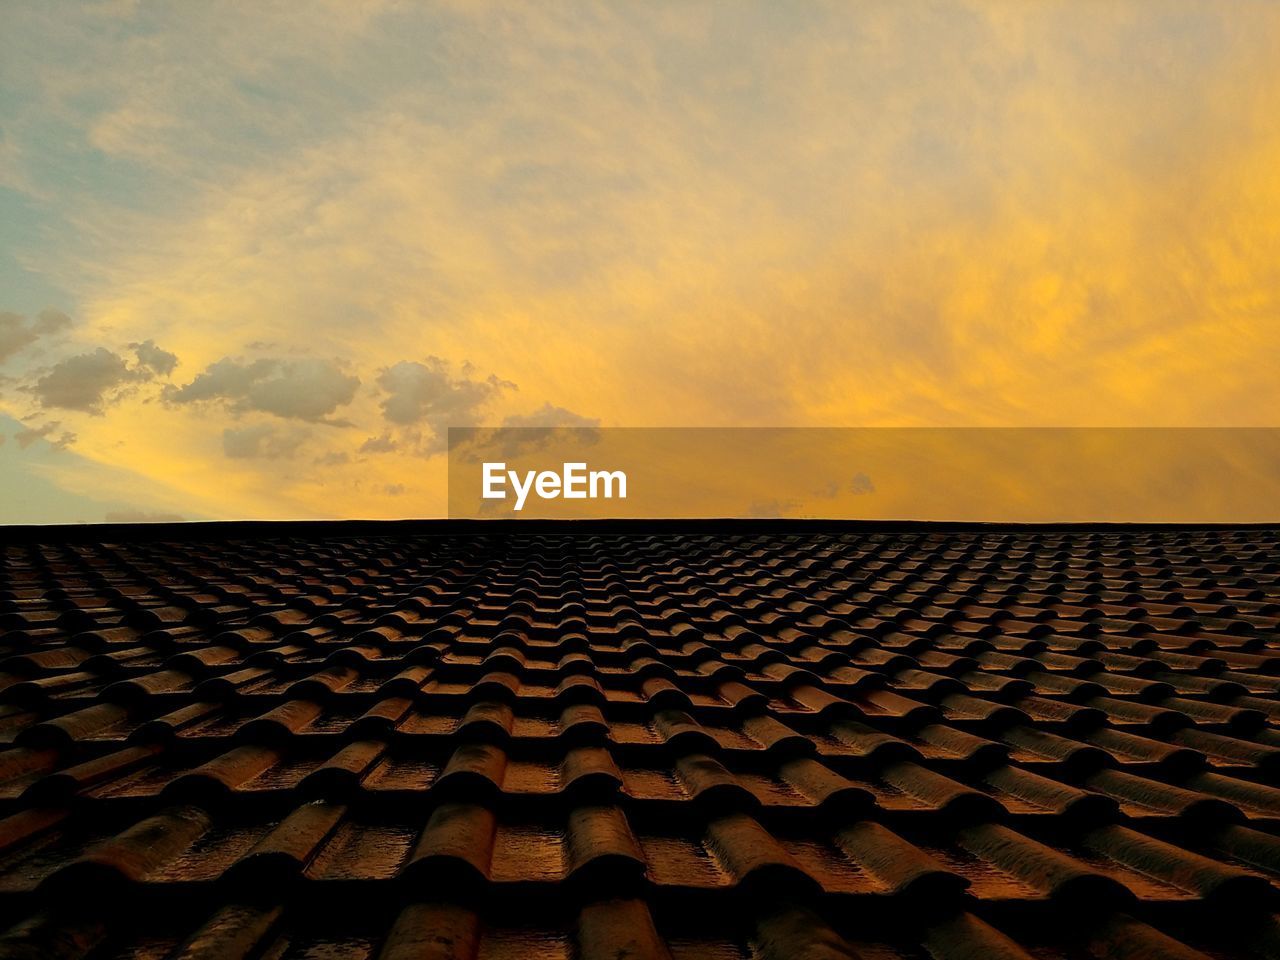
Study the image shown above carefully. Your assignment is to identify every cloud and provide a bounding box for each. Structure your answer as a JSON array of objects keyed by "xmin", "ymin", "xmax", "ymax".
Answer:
[
  {"xmin": 0, "ymin": 309, "xmax": 72, "ymax": 365},
  {"xmin": 0, "ymin": 313, "xmax": 37, "ymax": 365},
  {"xmin": 375, "ymin": 358, "xmax": 515, "ymax": 449},
  {"xmin": 383, "ymin": 483, "xmax": 405, "ymax": 496},
  {"xmin": 850, "ymin": 472, "xmax": 875, "ymax": 495},
  {"xmin": 87, "ymin": 101, "xmax": 178, "ymax": 163},
  {"xmin": 32, "ymin": 310, "xmax": 72, "ymax": 335},
  {"xmin": 31, "ymin": 348, "xmax": 139, "ymax": 413},
  {"xmin": 360, "ymin": 433, "xmax": 398, "ymax": 454},
  {"xmin": 167, "ymin": 357, "xmax": 359, "ymax": 422},
  {"xmin": 314, "ymin": 450, "xmax": 351, "ymax": 466},
  {"xmin": 451, "ymin": 402, "xmax": 604, "ymax": 464},
  {"xmin": 104, "ymin": 509, "xmax": 186, "ymax": 522},
  {"xmin": 747, "ymin": 497, "xmax": 802, "ymax": 519},
  {"xmin": 3, "ymin": 311, "xmax": 167, "ymax": 416},
  {"xmin": 14, "ymin": 424, "xmax": 49, "ymax": 449},
  {"xmin": 14, "ymin": 421, "xmax": 76, "ymax": 450},
  {"xmin": 500, "ymin": 403, "xmax": 600, "ymax": 430},
  {"xmin": 131, "ymin": 339, "xmax": 178, "ymax": 376},
  {"xmin": 813, "ymin": 472, "xmax": 876, "ymax": 498},
  {"xmin": 222, "ymin": 423, "xmax": 308, "ymax": 459}
]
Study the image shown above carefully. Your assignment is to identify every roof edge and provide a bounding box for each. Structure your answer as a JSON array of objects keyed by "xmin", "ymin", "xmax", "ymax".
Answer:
[{"xmin": 3, "ymin": 517, "xmax": 1279, "ymax": 543}]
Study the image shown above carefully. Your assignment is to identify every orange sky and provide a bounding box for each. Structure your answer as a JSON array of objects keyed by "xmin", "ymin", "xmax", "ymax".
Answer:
[{"xmin": 1, "ymin": 2, "xmax": 1278, "ymax": 521}]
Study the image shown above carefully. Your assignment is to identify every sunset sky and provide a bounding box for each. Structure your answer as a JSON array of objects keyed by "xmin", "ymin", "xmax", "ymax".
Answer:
[{"xmin": 2, "ymin": 1, "xmax": 1279, "ymax": 522}]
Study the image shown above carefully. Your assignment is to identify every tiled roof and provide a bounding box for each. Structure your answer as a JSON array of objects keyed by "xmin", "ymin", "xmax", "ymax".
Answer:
[{"xmin": 1, "ymin": 523, "xmax": 1279, "ymax": 958}]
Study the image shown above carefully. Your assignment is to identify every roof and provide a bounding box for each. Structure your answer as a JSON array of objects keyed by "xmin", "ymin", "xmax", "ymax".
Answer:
[{"xmin": 0, "ymin": 522, "xmax": 1279, "ymax": 959}]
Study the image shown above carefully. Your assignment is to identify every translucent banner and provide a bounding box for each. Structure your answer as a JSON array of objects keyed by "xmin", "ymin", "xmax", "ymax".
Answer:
[{"xmin": 447, "ymin": 427, "xmax": 1280, "ymax": 521}]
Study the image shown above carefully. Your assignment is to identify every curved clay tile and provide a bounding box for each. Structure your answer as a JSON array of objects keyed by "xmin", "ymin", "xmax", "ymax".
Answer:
[
  {"xmin": 834, "ymin": 820, "xmax": 968, "ymax": 901},
  {"xmin": 300, "ymin": 739, "xmax": 386, "ymax": 799},
  {"xmin": 41, "ymin": 804, "xmax": 209, "ymax": 890},
  {"xmin": 575, "ymin": 898, "xmax": 673, "ymax": 960}
]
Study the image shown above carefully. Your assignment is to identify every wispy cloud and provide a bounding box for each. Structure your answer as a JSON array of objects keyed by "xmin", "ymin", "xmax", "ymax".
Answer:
[{"xmin": 222, "ymin": 422, "xmax": 309, "ymax": 460}]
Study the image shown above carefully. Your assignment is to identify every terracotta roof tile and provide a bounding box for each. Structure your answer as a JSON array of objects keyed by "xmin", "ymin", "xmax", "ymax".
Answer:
[{"xmin": 0, "ymin": 523, "xmax": 1278, "ymax": 956}]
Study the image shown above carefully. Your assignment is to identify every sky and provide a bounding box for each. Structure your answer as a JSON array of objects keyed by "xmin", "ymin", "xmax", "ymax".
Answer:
[{"xmin": 1, "ymin": 1, "xmax": 1278, "ymax": 522}]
